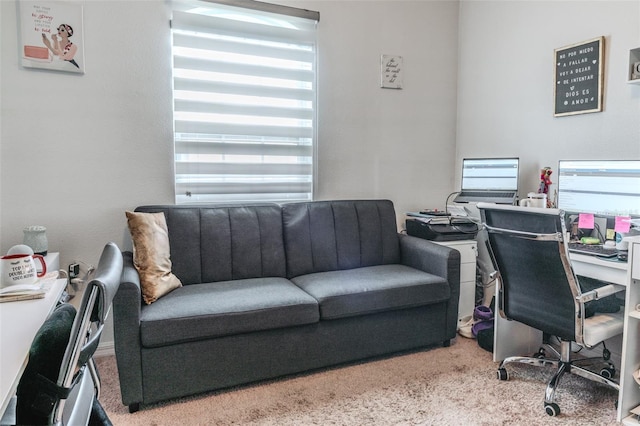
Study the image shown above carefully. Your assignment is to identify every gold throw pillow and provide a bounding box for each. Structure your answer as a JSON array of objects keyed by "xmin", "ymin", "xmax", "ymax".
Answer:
[{"xmin": 126, "ymin": 211, "xmax": 182, "ymax": 304}]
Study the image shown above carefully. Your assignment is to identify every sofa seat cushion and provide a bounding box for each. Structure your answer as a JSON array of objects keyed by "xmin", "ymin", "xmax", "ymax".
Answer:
[
  {"xmin": 140, "ymin": 278, "xmax": 319, "ymax": 348},
  {"xmin": 291, "ymin": 264, "xmax": 450, "ymax": 320}
]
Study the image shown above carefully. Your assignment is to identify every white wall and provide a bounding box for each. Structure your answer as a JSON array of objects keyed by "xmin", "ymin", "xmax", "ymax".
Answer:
[
  {"xmin": 1, "ymin": 0, "xmax": 176, "ymax": 261},
  {"xmin": 287, "ymin": 1, "xmax": 460, "ymax": 211},
  {"xmin": 456, "ymin": 0, "xmax": 640, "ymax": 199},
  {"xmin": 1, "ymin": 1, "xmax": 460, "ymax": 348}
]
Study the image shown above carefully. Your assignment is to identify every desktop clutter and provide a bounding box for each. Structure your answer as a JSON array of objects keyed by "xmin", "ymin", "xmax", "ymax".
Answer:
[
  {"xmin": 405, "ymin": 208, "xmax": 479, "ymax": 241},
  {"xmin": 1, "ymin": 226, "xmax": 50, "ymax": 290},
  {"xmin": 519, "ymin": 167, "xmax": 553, "ymax": 208},
  {"xmin": 0, "ymin": 244, "xmax": 50, "ymax": 302},
  {"xmin": 566, "ymin": 215, "xmax": 638, "ymax": 261},
  {"xmin": 0, "ymin": 245, "xmax": 47, "ymax": 288},
  {"xmin": 518, "ymin": 165, "xmax": 638, "ymax": 262},
  {"xmin": 0, "ymin": 227, "xmax": 54, "ymax": 302}
]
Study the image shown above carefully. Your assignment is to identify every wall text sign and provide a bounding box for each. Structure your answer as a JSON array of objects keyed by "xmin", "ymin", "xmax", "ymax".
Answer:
[{"xmin": 554, "ymin": 36, "xmax": 604, "ymax": 117}]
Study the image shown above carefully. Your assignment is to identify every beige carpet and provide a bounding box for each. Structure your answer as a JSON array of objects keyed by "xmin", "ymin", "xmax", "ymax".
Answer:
[{"xmin": 96, "ymin": 337, "xmax": 619, "ymax": 425}]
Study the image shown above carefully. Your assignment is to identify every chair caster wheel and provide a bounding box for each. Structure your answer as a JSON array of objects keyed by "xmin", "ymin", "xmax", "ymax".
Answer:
[
  {"xmin": 545, "ymin": 402, "xmax": 560, "ymax": 416},
  {"xmin": 600, "ymin": 366, "xmax": 615, "ymax": 379},
  {"xmin": 533, "ymin": 348, "xmax": 546, "ymax": 359},
  {"xmin": 497, "ymin": 368, "xmax": 508, "ymax": 381}
]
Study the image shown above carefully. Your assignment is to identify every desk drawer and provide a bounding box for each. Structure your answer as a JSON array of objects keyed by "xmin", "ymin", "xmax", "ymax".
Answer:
[
  {"xmin": 461, "ymin": 265, "xmax": 476, "ymax": 283},
  {"xmin": 436, "ymin": 240, "xmax": 477, "ymax": 264},
  {"xmin": 458, "ymin": 245, "xmax": 478, "ymax": 265}
]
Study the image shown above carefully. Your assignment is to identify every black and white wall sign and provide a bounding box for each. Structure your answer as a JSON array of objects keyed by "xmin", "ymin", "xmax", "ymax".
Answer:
[{"xmin": 554, "ymin": 36, "xmax": 604, "ymax": 117}]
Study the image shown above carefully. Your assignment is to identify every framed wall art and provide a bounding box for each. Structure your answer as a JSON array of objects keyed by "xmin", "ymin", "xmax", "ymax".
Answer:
[
  {"xmin": 19, "ymin": 0, "xmax": 85, "ymax": 74},
  {"xmin": 381, "ymin": 54, "xmax": 403, "ymax": 89},
  {"xmin": 553, "ymin": 36, "xmax": 604, "ymax": 117}
]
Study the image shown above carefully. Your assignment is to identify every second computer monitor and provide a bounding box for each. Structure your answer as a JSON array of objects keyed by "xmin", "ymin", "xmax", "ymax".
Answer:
[{"xmin": 557, "ymin": 159, "xmax": 640, "ymax": 218}]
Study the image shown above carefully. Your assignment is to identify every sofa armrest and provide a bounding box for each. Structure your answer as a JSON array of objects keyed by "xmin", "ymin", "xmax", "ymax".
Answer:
[
  {"xmin": 399, "ymin": 234, "xmax": 461, "ymax": 333},
  {"xmin": 113, "ymin": 251, "xmax": 144, "ymax": 408},
  {"xmin": 399, "ymin": 234, "xmax": 460, "ymax": 279}
]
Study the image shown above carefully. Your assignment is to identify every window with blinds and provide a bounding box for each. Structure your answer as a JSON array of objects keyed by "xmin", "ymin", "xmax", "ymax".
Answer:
[{"xmin": 171, "ymin": 2, "xmax": 318, "ymax": 204}]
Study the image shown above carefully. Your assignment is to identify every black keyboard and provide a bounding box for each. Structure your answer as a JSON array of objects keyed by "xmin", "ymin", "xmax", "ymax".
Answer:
[
  {"xmin": 568, "ymin": 242, "xmax": 618, "ymax": 258},
  {"xmin": 459, "ymin": 191, "xmax": 515, "ymax": 198}
]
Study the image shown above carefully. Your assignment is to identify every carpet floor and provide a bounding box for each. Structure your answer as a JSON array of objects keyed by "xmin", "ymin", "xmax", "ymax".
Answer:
[{"xmin": 95, "ymin": 336, "xmax": 619, "ymax": 425}]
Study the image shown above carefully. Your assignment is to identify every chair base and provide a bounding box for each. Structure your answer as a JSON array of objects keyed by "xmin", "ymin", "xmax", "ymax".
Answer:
[{"xmin": 497, "ymin": 340, "xmax": 619, "ymax": 416}]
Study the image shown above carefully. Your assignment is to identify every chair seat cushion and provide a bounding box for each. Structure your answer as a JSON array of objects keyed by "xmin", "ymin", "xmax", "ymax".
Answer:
[
  {"xmin": 140, "ymin": 278, "xmax": 319, "ymax": 347},
  {"xmin": 291, "ymin": 264, "xmax": 450, "ymax": 320},
  {"xmin": 583, "ymin": 310, "xmax": 624, "ymax": 347}
]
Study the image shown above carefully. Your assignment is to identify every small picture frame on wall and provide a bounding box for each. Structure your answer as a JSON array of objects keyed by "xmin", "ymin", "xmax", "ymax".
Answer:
[
  {"xmin": 553, "ymin": 36, "xmax": 604, "ymax": 117},
  {"xmin": 18, "ymin": 0, "xmax": 85, "ymax": 74},
  {"xmin": 381, "ymin": 54, "xmax": 403, "ymax": 89}
]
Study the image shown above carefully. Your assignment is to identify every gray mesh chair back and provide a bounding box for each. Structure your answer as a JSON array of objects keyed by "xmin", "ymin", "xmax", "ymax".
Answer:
[
  {"xmin": 477, "ymin": 203, "xmax": 623, "ymax": 417},
  {"xmin": 479, "ymin": 204, "xmax": 580, "ymax": 342},
  {"xmin": 16, "ymin": 242, "xmax": 122, "ymax": 425}
]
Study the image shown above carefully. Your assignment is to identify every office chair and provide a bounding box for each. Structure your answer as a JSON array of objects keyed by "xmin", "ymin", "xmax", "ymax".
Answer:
[
  {"xmin": 477, "ymin": 203, "xmax": 624, "ymax": 417},
  {"xmin": 15, "ymin": 242, "xmax": 122, "ymax": 425}
]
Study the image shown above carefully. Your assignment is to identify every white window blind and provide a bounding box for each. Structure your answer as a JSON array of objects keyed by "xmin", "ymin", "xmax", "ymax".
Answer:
[{"xmin": 171, "ymin": 2, "xmax": 318, "ymax": 204}]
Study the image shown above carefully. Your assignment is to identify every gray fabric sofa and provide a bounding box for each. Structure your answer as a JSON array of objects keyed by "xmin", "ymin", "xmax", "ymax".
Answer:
[{"xmin": 113, "ymin": 199, "xmax": 460, "ymax": 412}]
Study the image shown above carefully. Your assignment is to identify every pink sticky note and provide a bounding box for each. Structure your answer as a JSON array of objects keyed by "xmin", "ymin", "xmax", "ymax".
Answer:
[
  {"xmin": 578, "ymin": 213, "xmax": 594, "ymax": 229},
  {"xmin": 615, "ymin": 216, "xmax": 631, "ymax": 233}
]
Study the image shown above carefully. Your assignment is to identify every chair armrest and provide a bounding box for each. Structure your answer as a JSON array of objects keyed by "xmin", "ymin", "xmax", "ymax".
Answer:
[
  {"xmin": 578, "ymin": 284, "xmax": 625, "ymax": 303},
  {"xmin": 112, "ymin": 251, "xmax": 144, "ymax": 407}
]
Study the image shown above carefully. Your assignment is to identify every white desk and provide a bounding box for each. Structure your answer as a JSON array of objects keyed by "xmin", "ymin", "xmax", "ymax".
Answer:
[
  {"xmin": 0, "ymin": 278, "xmax": 67, "ymax": 416},
  {"xmin": 571, "ymin": 252, "xmax": 629, "ymax": 286}
]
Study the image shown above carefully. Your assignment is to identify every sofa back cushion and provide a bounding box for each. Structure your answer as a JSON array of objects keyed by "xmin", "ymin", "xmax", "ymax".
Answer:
[
  {"xmin": 282, "ymin": 200, "xmax": 400, "ymax": 278},
  {"xmin": 135, "ymin": 204, "xmax": 286, "ymax": 285}
]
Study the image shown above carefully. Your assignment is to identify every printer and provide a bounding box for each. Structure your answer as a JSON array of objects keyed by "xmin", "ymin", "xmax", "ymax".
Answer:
[{"xmin": 405, "ymin": 217, "xmax": 478, "ymax": 242}]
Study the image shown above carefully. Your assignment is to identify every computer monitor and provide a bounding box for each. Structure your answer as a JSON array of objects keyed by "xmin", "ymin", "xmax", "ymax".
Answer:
[
  {"xmin": 460, "ymin": 158, "xmax": 519, "ymax": 192},
  {"xmin": 453, "ymin": 157, "xmax": 519, "ymax": 204},
  {"xmin": 557, "ymin": 159, "xmax": 640, "ymax": 218}
]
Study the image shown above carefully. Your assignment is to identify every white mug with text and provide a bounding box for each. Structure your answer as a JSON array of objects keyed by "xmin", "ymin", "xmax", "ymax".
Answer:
[{"xmin": 0, "ymin": 253, "xmax": 47, "ymax": 288}]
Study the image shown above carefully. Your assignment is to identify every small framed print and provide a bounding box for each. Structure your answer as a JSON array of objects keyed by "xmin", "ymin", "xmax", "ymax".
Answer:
[
  {"xmin": 19, "ymin": 0, "xmax": 85, "ymax": 74},
  {"xmin": 381, "ymin": 54, "xmax": 403, "ymax": 89}
]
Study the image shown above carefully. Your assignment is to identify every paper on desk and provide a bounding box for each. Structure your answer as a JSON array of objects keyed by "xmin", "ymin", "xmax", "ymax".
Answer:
[
  {"xmin": 0, "ymin": 272, "xmax": 59, "ymax": 295},
  {"xmin": 0, "ymin": 291, "xmax": 46, "ymax": 302}
]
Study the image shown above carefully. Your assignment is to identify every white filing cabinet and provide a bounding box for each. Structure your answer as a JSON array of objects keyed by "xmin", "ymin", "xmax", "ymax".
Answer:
[{"xmin": 434, "ymin": 240, "xmax": 478, "ymax": 327}]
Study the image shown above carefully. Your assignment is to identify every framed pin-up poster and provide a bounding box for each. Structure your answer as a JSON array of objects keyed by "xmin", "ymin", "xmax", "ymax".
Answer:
[{"xmin": 19, "ymin": 1, "xmax": 85, "ymax": 74}]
